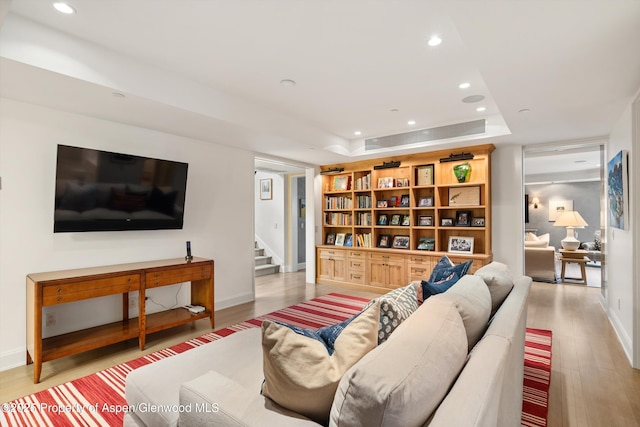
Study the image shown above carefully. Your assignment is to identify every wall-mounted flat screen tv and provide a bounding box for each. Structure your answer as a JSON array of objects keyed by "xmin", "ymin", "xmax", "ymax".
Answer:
[{"xmin": 54, "ymin": 145, "xmax": 188, "ymax": 232}]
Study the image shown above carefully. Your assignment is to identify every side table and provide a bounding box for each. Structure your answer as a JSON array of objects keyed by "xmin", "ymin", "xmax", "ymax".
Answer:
[{"xmin": 558, "ymin": 252, "xmax": 589, "ymax": 285}]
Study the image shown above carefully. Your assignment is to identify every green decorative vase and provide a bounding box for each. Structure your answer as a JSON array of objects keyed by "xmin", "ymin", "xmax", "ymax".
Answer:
[{"xmin": 453, "ymin": 162, "xmax": 472, "ymax": 183}]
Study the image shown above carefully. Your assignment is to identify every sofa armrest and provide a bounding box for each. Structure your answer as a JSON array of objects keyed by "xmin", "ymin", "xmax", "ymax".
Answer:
[{"xmin": 178, "ymin": 370, "xmax": 320, "ymax": 427}]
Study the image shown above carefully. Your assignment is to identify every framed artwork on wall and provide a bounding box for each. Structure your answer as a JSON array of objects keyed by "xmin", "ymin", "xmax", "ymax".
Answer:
[
  {"xmin": 260, "ymin": 178, "xmax": 272, "ymax": 200},
  {"xmin": 608, "ymin": 150, "xmax": 629, "ymax": 230},
  {"xmin": 548, "ymin": 200, "xmax": 573, "ymax": 221}
]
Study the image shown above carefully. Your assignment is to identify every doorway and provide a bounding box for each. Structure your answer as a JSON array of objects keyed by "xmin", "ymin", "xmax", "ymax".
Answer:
[{"xmin": 523, "ymin": 142, "xmax": 606, "ymax": 289}]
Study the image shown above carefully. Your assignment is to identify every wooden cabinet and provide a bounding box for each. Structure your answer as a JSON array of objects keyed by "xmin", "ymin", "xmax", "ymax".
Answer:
[
  {"xmin": 347, "ymin": 250, "xmax": 368, "ymax": 284},
  {"xmin": 317, "ymin": 144, "xmax": 494, "ymax": 292},
  {"xmin": 318, "ymin": 248, "xmax": 347, "ymax": 283},
  {"xmin": 26, "ymin": 257, "xmax": 214, "ymax": 383}
]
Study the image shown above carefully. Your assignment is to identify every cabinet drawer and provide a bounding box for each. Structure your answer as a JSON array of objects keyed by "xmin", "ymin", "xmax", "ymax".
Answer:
[
  {"xmin": 408, "ymin": 265, "xmax": 430, "ymax": 282},
  {"xmin": 347, "ymin": 250, "xmax": 367, "ymax": 259},
  {"xmin": 348, "ymin": 271, "xmax": 366, "ymax": 285},
  {"xmin": 370, "ymin": 253, "xmax": 405, "ymax": 263},
  {"xmin": 319, "ymin": 249, "xmax": 346, "ymax": 260},
  {"xmin": 348, "ymin": 259, "xmax": 366, "ymax": 271},
  {"xmin": 42, "ymin": 275, "xmax": 139, "ymax": 305},
  {"xmin": 146, "ymin": 264, "xmax": 212, "ymax": 288},
  {"xmin": 408, "ymin": 255, "xmax": 431, "ymax": 265}
]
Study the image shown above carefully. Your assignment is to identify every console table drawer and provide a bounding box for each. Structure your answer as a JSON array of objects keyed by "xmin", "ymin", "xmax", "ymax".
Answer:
[
  {"xmin": 370, "ymin": 253, "xmax": 405, "ymax": 263},
  {"xmin": 42, "ymin": 275, "xmax": 139, "ymax": 305},
  {"xmin": 145, "ymin": 264, "xmax": 212, "ymax": 288}
]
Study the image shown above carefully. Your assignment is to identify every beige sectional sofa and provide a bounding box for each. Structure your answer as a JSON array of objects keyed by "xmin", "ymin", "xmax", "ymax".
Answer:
[
  {"xmin": 124, "ymin": 264, "xmax": 531, "ymax": 427},
  {"xmin": 524, "ymin": 233, "xmax": 558, "ymax": 282}
]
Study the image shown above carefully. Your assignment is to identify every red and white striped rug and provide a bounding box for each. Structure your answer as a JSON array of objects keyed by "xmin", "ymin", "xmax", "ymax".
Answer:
[
  {"xmin": 521, "ymin": 328, "xmax": 553, "ymax": 427},
  {"xmin": 1, "ymin": 293, "xmax": 551, "ymax": 426}
]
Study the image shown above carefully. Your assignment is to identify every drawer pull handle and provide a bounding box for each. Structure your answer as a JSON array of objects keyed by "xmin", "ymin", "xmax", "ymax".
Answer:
[
  {"xmin": 328, "ymin": 251, "xmax": 335, "ymax": 254},
  {"xmin": 382, "ymin": 256, "xmax": 390, "ymax": 259},
  {"xmin": 415, "ymin": 269, "xmax": 425, "ymax": 273},
  {"xmin": 353, "ymin": 275, "xmax": 361, "ymax": 279},
  {"xmin": 353, "ymin": 263, "xmax": 361, "ymax": 267},
  {"xmin": 57, "ymin": 297, "xmax": 62, "ymax": 302},
  {"xmin": 57, "ymin": 288, "xmax": 62, "ymax": 293},
  {"xmin": 353, "ymin": 253, "xmax": 361, "ymax": 257}
]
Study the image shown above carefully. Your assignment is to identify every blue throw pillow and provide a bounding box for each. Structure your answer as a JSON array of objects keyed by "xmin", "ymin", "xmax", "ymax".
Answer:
[
  {"xmin": 429, "ymin": 256, "xmax": 473, "ymax": 283},
  {"xmin": 422, "ymin": 272, "xmax": 460, "ymax": 299}
]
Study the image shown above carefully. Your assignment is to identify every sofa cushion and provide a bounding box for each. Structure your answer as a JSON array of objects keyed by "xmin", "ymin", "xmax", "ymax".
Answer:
[
  {"xmin": 429, "ymin": 256, "xmax": 473, "ymax": 282},
  {"xmin": 474, "ymin": 262, "xmax": 515, "ymax": 312},
  {"xmin": 330, "ymin": 297, "xmax": 468, "ymax": 426},
  {"xmin": 261, "ymin": 300, "xmax": 380, "ymax": 424},
  {"xmin": 524, "ymin": 232, "xmax": 550, "ymax": 248},
  {"xmin": 377, "ymin": 284, "xmax": 419, "ymax": 344},
  {"xmin": 422, "ymin": 272, "xmax": 460, "ymax": 298},
  {"xmin": 438, "ymin": 275, "xmax": 492, "ymax": 350}
]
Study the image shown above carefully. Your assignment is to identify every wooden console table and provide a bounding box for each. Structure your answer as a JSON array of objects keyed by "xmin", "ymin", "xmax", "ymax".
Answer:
[{"xmin": 26, "ymin": 257, "xmax": 214, "ymax": 383}]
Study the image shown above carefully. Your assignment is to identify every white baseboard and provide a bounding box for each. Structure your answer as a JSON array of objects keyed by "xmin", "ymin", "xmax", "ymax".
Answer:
[
  {"xmin": 214, "ymin": 293, "xmax": 254, "ymax": 311},
  {"xmin": 608, "ymin": 309, "xmax": 634, "ymax": 366},
  {"xmin": 0, "ymin": 347, "xmax": 26, "ymax": 372}
]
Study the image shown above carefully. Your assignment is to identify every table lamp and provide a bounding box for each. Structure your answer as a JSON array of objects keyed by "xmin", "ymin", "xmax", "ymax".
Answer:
[{"xmin": 553, "ymin": 210, "xmax": 588, "ymax": 250}]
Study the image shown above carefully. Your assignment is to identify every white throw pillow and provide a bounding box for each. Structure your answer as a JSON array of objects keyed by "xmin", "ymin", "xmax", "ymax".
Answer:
[{"xmin": 473, "ymin": 261, "xmax": 515, "ymax": 313}]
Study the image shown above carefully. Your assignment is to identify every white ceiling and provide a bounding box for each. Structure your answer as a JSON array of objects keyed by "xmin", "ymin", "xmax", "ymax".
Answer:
[{"xmin": 1, "ymin": 0, "xmax": 639, "ymax": 167}]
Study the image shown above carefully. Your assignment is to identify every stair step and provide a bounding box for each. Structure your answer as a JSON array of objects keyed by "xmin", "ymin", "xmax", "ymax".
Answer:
[
  {"xmin": 255, "ymin": 248, "xmax": 265, "ymax": 256},
  {"xmin": 255, "ymin": 264, "xmax": 280, "ymax": 277},
  {"xmin": 255, "ymin": 255, "xmax": 272, "ymax": 266}
]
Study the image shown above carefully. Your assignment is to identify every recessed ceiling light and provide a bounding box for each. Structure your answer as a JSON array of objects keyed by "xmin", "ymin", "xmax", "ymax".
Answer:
[
  {"xmin": 458, "ymin": 82, "xmax": 471, "ymax": 89},
  {"xmin": 476, "ymin": 106, "xmax": 486, "ymax": 112},
  {"xmin": 279, "ymin": 79, "xmax": 296, "ymax": 87},
  {"xmin": 53, "ymin": 2, "xmax": 76, "ymax": 14},
  {"xmin": 427, "ymin": 35, "xmax": 442, "ymax": 47},
  {"xmin": 462, "ymin": 94, "xmax": 485, "ymax": 103},
  {"xmin": 408, "ymin": 120, "xmax": 416, "ymax": 125},
  {"xmin": 354, "ymin": 131, "xmax": 362, "ymax": 136}
]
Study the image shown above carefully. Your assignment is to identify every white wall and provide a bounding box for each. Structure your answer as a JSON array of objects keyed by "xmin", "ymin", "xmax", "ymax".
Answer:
[
  {"xmin": 254, "ymin": 171, "xmax": 285, "ymax": 266},
  {"xmin": 0, "ymin": 99, "xmax": 256, "ymax": 371},
  {"xmin": 606, "ymin": 100, "xmax": 636, "ymax": 363},
  {"xmin": 491, "ymin": 144, "xmax": 525, "ymax": 274}
]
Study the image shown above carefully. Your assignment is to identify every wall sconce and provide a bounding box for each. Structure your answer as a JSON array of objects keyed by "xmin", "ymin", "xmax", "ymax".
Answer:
[{"xmin": 532, "ymin": 197, "xmax": 540, "ymax": 209}]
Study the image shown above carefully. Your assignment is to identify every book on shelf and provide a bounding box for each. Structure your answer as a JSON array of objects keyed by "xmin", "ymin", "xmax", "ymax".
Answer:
[
  {"xmin": 356, "ymin": 212, "xmax": 372, "ymax": 226},
  {"xmin": 354, "ymin": 173, "xmax": 371, "ymax": 191},
  {"xmin": 325, "ymin": 196, "xmax": 353, "ymax": 210},
  {"xmin": 355, "ymin": 233, "xmax": 372, "ymax": 248},
  {"xmin": 324, "ymin": 212, "xmax": 352, "ymax": 226},
  {"xmin": 356, "ymin": 195, "xmax": 372, "ymax": 208}
]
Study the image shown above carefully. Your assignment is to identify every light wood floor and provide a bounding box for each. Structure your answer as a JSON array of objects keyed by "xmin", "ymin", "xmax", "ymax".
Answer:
[{"xmin": 2, "ymin": 272, "xmax": 640, "ymax": 427}]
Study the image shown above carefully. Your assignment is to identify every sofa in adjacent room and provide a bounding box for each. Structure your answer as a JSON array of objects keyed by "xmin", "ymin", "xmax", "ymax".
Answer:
[
  {"xmin": 524, "ymin": 232, "xmax": 558, "ymax": 282},
  {"xmin": 124, "ymin": 261, "xmax": 531, "ymax": 427}
]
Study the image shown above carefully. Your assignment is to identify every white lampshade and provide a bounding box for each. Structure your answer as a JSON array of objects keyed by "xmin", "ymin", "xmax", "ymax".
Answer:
[{"xmin": 553, "ymin": 211, "xmax": 588, "ymax": 250}]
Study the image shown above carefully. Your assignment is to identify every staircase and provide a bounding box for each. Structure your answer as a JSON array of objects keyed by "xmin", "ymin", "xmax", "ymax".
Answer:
[{"xmin": 255, "ymin": 242, "xmax": 280, "ymax": 277}]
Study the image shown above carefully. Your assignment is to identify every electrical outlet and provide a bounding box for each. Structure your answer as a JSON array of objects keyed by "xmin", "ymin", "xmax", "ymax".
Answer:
[
  {"xmin": 130, "ymin": 297, "xmax": 138, "ymax": 309},
  {"xmin": 46, "ymin": 312, "xmax": 56, "ymax": 327}
]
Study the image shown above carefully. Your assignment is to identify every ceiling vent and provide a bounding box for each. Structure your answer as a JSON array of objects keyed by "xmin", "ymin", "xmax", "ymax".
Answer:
[{"xmin": 365, "ymin": 119, "xmax": 486, "ymax": 151}]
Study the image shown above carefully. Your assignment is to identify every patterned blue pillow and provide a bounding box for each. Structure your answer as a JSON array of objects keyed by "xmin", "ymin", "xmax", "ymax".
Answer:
[
  {"xmin": 377, "ymin": 284, "xmax": 419, "ymax": 344},
  {"xmin": 274, "ymin": 311, "xmax": 362, "ymax": 355},
  {"xmin": 422, "ymin": 272, "xmax": 460, "ymax": 299},
  {"xmin": 429, "ymin": 256, "xmax": 473, "ymax": 283}
]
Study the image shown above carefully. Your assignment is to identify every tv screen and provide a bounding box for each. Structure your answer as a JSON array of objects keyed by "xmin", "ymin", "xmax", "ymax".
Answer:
[{"xmin": 54, "ymin": 145, "xmax": 188, "ymax": 232}]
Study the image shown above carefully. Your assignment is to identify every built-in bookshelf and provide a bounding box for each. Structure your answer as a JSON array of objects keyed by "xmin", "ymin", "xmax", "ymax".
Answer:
[{"xmin": 317, "ymin": 144, "xmax": 494, "ymax": 292}]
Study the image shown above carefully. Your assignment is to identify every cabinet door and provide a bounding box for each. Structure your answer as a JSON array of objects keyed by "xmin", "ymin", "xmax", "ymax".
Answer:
[
  {"xmin": 386, "ymin": 261, "xmax": 406, "ymax": 289},
  {"xmin": 369, "ymin": 259, "xmax": 387, "ymax": 287},
  {"xmin": 318, "ymin": 249, "xmax": 346, "ymax": 281}
]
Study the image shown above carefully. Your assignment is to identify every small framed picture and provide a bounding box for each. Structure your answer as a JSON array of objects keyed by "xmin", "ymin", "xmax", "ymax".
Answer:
[
  {"xmin": 377, "ymin": 177, "xmax": 394, "ymax": 189},
  {"xmin": 260, "ymin": 178, "xmax": 272, "ymax": 200},
  {"xmin": 325, "ymin": 233, "xmax": 336, "ymax": 245},
  {"xmin": 472, "ymin": 217, "xmax": 485, "ymax": 227},
  {"xmin": 333, "ymin": 176, "xmax": 349, "ymax": 191},
  {"xmin": 418, "ymin": 215, "xmax": 433, "ymax": 226},
  {"xmin": 455, "ymin": 210, "xmax": 472, "ymax": 227},
  {"xmin": 416, "ymin": 164, "xmax": 434, "ymax": 186},
  {"xmin": 448, "ymin": 236, "xmax": 474, "ymax": 254},
  {"xmin": 401, "ymin": 214, "xmax": 411, "ymax": 226},
  {"xmin": 417, "ymin": 237, "xmax": 435, "ymax": 251},
  {"xmin": 377, "ymin": 200, "xmax": 388, "ymax": 208},
  {"xmin": 388, "ymin": 196, "xmax": 398, "ymax": 207},
  {"xmin": 390, "ymin": 214, "xmax": 402, "ymax": 226},
  {"xmin": 441, "ymin": 218, "xmax": 454, "ymax": 227},
  {"xmin": 344, "ymin": 233, "xmax": 353, "ymax": 247},
  {"xmin": 378, "ymin": 214, "xmax": 389, "ymax": 225},
  {"xmin": 396, "ymin": 178, "xmax": 409, "ymax": 187},
  {"xmin": 378, "ymin": 234, "xmax": 391, "ymax": 248},
  {"xmin": 400, "ymin": 194, "xmax": 410, "ymax": 207},
  {"xmin": 418, "ymin": 197, "xmax": 434, "ymax": 207},
  {"xmin": 335, "ymin": 233, "xmax": 346, "ymax": 246},
  {"xmin": 392, "ymin": 235, "xmax": 410, "ymax": 249}
]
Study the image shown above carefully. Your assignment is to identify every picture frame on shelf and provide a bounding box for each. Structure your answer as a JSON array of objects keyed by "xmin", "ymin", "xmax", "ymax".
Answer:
[
  {"xmin": 418, "ymin": 196, "xmax": 434, "ymax": 207},
  {"xmin": 441, "ymin": 218, "xmax": 454, "ymax": 227},
  {"xmin": 400, "ymin": 194, "xmax": 410, "ymax": 207},
  {"xmin": 472, "ymin": 217, "xmax": 485, "ymax": 227},
  {"xmin": 344, "ymin": 233, "xmax": 353, "ymax": 247},
  {"xmin": 377, "ymin": 200, "xmax": 388, "ymax": 208},
  {"xmin": 388, "ymin": 196, "xmax": 398, "ymax": 207},
  {"xmin": 417, "ymin": 237, "xmax": 435, "ymax": 251},
  {"xmin": 335, "ymin": 233, "xmax": 346, "ymax": 246},
  {"xmin": 260, "ymin": 178, "xmax": 272, "ymax": 200},
  {"xmin": 392, "ymin": 235, "xmax": 410, "ymax": 249},
  {"xmin": 390, "ymin": 214, "xmax": 402, "ymax": 226},
  {"xmin": 396, "ymin": 178, "xmax": 409, "ymax": 187},
  {"xmin": 448, "ymin": 186, "xmax": 480, "ymax": 206},
  {"xmin": 448, "ymin": 236, "xmax": 474, "ymax": 254},
  {"xmin": 378, "ymin": 234, "xmax": 391, "ymax": 248},
  {"xmin": 325, "ymin": 233, "xmax": 336, "ymax": 245},
  {"xmin": 377, "ymin": 177, "xmax": 394, "ymax": 189},
  {"xmin": 333, "ymin": 176, "xmax": 350, "ymax": 191},
  {"xmin": 416, "ymin": 164, "xmax": 434, "ymax": 186},
  {"xmin": 455, "ymin": 210, "xmax": 472, "ymax": 227},
  {"xmin": 418, "ymin": 215, "xmax": 433, "ymax": 226},
  {"xmin": 377, "ymin": 214, "xmax": 389, "ymax": 225},
  {"xmin": 401, "ymin": 214, "xmax": 411, "ymax": 226}
]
